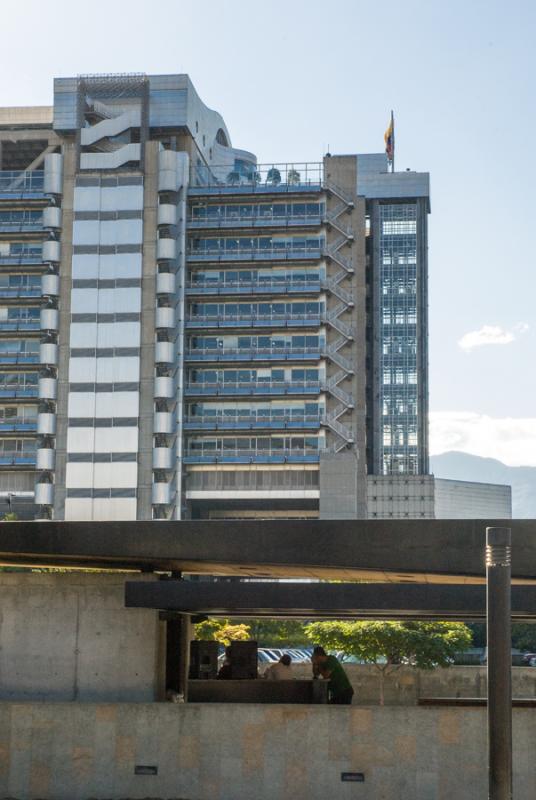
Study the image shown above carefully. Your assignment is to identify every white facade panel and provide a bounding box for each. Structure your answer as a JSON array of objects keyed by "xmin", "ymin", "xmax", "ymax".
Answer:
[
  {"xmin": 67, "ymin": 428, "xmax": 95, "ymax": 452},
  {"xmin": 92, "ymin": 497, "xmax": 137, "ymax": 520},
  {"xmin": 99, "ymin": 220, "xmax": 143, "ymax": 245},
  {"xmin": 64, "ymin": 498, "xmax": 93, "ymax": 521},
  {"xmin": 94, "ymin": 427, "xmax": 138, "ymax": 452},
  {"xmin": 92, "ymin": 462, "xmax": 138, "ymax": 489},
  {"xmin": 73, "ymin": 187, "xmax": 101, "ymax": 211},
  {"xmin": 72, "ymin": 221, "xmax": 100, "ymax": 243},
  {"xmin": 99, "ymin": 253, "xmax": 142, "ymax": 280},
  {"xmin": 72, "ymin": 255, "xmax": 99, "ymax": 279},
  {"xmin": 71, "ymin": 289, "xmax": 98, "ymax": 313},
  {"xmin": 65, "ymin": 463, "xmax": 94, "ymax": 488},
  {"xmin": 69, "ymin": 358, "xmax": 97, "ymax": 382},
  {"xmin": 100, "ymin": 186, "xmax": 144, "ymax": 211},
  {"xmin": 96, "ymin": 287, "xmax": 141, "ymax": 314},
  {"xmin": 94, "ymin": 392, "xmax": 139, "ymax": 417},
  {"xmin": 70, "ymin": 323, "xmax": 97, "ymax": 348},
  {"xmin": 96, "ymin": 322, "xmax": 141, "ymax": 348},
  {"xmin": 68, "ymin": 393, "xmax": 96, "ymax": 417}
]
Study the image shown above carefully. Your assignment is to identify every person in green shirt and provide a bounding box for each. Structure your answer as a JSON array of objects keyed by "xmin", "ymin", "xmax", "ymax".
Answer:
[{"xmin": 312, "ymin": 646, "xmax": 354, "ymax": 705}]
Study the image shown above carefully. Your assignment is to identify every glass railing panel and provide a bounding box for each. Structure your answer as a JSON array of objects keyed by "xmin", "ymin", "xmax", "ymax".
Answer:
[{"xmin": 0, "ymin": 170, "xmax": 45, "ymax": 193}]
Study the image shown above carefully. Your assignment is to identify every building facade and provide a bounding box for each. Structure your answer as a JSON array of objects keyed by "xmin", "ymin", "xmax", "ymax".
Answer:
[{"xmin": 0, "ymin": 72, "xmax": 502, "ymax": 522}]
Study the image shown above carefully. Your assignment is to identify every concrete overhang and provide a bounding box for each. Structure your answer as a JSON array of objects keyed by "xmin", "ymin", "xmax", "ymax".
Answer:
[
  {"xmin": 125, "ymin": 580, "xmax": 536, "ymax": 622},
  {"xmin": 0, "ymin": 519, "xmax": 533, "ymax": 583}
]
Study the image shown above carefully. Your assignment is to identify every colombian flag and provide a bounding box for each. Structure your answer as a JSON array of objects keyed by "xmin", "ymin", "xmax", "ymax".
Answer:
[{"xmin": 384, "ymin": 112, "xmax": 394, "ymax": 162}]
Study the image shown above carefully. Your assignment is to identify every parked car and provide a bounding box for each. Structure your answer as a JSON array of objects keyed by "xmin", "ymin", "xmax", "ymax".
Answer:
[{"xmin": 522, "ymin": 652, "xmax": 536, "ymax": 665}]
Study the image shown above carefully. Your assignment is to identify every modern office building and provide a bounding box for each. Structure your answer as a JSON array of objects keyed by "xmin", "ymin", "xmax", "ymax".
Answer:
[{"xmin": 0, "ymin": 72, "xmax": 509, "ymax": 521}]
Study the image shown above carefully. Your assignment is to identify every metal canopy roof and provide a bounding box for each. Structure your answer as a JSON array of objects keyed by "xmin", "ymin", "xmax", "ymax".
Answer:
[{"xmin": 0, "ymin": 518, "xmax": 534, "ymax": 583}]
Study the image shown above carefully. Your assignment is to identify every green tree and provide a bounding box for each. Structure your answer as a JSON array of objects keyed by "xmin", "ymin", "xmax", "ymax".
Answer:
[
  {"xmin": 511, "ymin": 623, "xmax": 536, "ymax": 652},
  {"xmin": 1, "ymin": 512, "xmax": 18, "ymax": 521},
  {"xmin": 194, "ymin": 617, "xmax": 251, "ymax": 646},
  {"xmin": 305, "ymin": 620, "xmax": 472, "ymax": 705},
  {"xmin": 241, "ymin": 619, "xmax": 310, "ymax": 647}
]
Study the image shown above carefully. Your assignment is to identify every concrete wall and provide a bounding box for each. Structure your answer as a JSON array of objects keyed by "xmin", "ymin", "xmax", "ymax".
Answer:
[
  {"xmin": 0, "ymin": 573, "xmax": 161, "ymax": 702},
  {"xmin": 0, "ymin": 702, "xmax": 535, "ymax": 799}
]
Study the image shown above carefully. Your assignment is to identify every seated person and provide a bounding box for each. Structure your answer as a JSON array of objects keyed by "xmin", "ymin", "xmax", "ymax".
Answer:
[
  {"xmin": 217, "ymin": 646, "xmax": 233, "ymax": 679},
  {"xmin": 264, "ymin": 653, "xmax": 293, "ymax": 680}
]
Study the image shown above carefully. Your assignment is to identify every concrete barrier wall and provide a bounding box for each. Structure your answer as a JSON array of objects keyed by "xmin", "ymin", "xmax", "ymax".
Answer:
[
  {"xmin": 0, "ymin": 573, "xmax": 161, "ymax": 702},
  {"xmin": 0, "ymin": 702, "xmax": 535, "ymax": 799},
  {"xmin": 291, "ymin": 662, "xmax": 536, "ymax": 704}
]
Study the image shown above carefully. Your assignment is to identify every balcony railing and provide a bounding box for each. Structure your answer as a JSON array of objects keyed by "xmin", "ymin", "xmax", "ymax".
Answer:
[
  {"xmin": 190, "ymin": 162, "xmax": 323, "ymax": 193},
  {"xmin": 0, "ymin": 386, "xmax": 39, "ymax": 398},
  {"xmin": 185, "ymin": 312, "xmax": 322, "ymax": 329},
  {"xmin": 0, "ymin": 253, "xmax": 42, "ymax": 265},
  {"xmin": 187, "ymin": 244, "xmax": 323, "ymax": 262},
  {"xmin": 0, "ymin": 170, "xmax": 45, "ymax": 194},
  {"xmin": 184, "ymin": 413, "xmax": 323, "ymax": 431},
  {"xmin": 185, "ymin": 346, "xmax": 322, "ymax": 362},
  {"xmin": 184, "ymin": 448, "xmax": 324, "ymax": 464},
  {"xmin": 0, "ymin": 419, "xmax": 37, "ymax": 432},
  {"xmin": 0, "ymin": 287, "xmax": 42, "ymax": 298},
  {"xmin": 186, "ymin": 278, "xmax": 321, "ymax": 295},
  {"xmin": 187, "ymin": 212, "xmax": 322, "ymax": 230},
  {"xmin": 0, "ymin": 353, "xmax": 40, "ymax": 364},
  {"xmin": 0, "ymin": 320, "xmax": 41, "ymax": 331},
  {"xmin": 0, "ymin": 453, "xmax": 37, "ymax": 465},
  {"xmin": 184, "ymin": 380, "xmax": 322, "ymax": 396}
]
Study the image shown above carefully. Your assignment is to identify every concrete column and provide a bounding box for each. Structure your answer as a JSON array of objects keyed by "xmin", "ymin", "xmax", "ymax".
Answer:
[{"xmin": 486, "ymin": 526, "xmax": 512, "ymax": 800}]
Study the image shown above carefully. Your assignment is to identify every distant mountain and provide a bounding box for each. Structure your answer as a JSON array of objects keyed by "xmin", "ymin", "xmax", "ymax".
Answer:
[{"xmin": 431, "ymin": 451, "xmax": 536, "ymax": 518}]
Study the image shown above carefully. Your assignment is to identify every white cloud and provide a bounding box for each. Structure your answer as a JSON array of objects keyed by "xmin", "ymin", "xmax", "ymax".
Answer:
[
  {"xmin": 430, "ymin": 411, "xmax": 536, "ymax": 466},
  {"xmin": 458, "ymin": 323, "xmax": 529, "ymax": 352}
]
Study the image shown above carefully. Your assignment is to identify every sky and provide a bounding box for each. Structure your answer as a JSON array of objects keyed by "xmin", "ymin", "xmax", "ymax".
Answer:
[{"xmin": 2, "ymin": 0, "xmax": 535, "ymax": 465}]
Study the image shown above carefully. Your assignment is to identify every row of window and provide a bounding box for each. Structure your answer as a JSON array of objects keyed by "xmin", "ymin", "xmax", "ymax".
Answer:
[
  {"xmin": 382, "ymin": 310, "xmax": 417, "ymax": 325},
  {"xmin": 0, "ymin": 404, "xmax": 37, "ymax": 421},
  {"xmin": 188, "ymin": 367, "xmax": 322, "ymax": 385},
  {"xmin": 189, "ymin": 202, "xmax": 324, "ymax": 222},
  {"xmin": 0, "ymin": 244, "xmax": 42, "ymax": 259},
  {"xmin": 383, "ymin": 424, "xmax": 418, "ymax": 446},
  {"xmin": 0, "ymin": 438, "xmax": 36, "ymax": 454},
  {"xmin": 0, "ymin": 211, "xmax": 42, "ymax": 226},
  {"xmin": 383, "ymin": 370, "xmax": 418, "ymax": 385},
  {"xmin": 189, "ymin": 235, "xmax": 324, "ymax": 253},
  {"xmin": 0, "ymin": 307, "xmax": 40, "ymax": 321},
  {"xmin": 189, "ymin": 267, "xmax": 322, "ymax": 285},
  {"xmin": 188, "ymin": 333, "xmax": 325, "ymax": 351},
  {"xmin": 187, "ymin": 401, "xmax": 323, "ymax": 420},
  {"xmin": 0, "ymin": 373, "xmax": 38, "ymax": 388},
  {"xmin": 0, "ymin": 339, "xmax": 40, "ymax": 355},
  {"xmin": 189, "ymin": 301, "xmax": 324, "ymax": 319},
  {"xmin": 187, "ymin": 434, "xmax": 324, "ymax": 453}
]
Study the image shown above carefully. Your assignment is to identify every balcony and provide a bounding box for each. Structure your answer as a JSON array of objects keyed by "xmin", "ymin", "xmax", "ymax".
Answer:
[
  {"xmin": 155, "ymin": 306, "xmax": 175, "ymax": 329},
  {"xmin": 187, "ymin": 244, "xmax": 322, "ymax": 263},
  {"xmin": 185, "ymin": 278, "xmax": 321, "ymax": 296},
  {"xmin": 39, "ymin": 377, "xmax": 57, "ymax": 400},
  {"xmin": 40, "ymin": 342, "xmax": 58, "ymax": 366},
  {"xmin": 0, "ymin": 219, "xmax": 43, "ymax": 233},
  {"xmin": 185, "ymin": 312, "xmax": 322, "ymax": 330},
  {"xmin": 152, "ymin": 447, "xmax": 174, "ymax": 470},
  {"xmin": 154, "ymin": 376, "xmax": 175, "ymax": 399},
  {"xmin": 155, "ymin": 341, "xmax": 175, "ymax": 364},
  {"xmin": 42, "ymin": 240, "xmax": 61, "ymax": 262},
  {"xmin": 40, "ymin": 308, "xmax": 59, "ymax": 331},
  {"xmin": 0, "ymin": 418, "xmax": 37, "ymax": 433},
  {"xmin": 183, "ymin": 448, "xmax": 323, "ymax": 465},
  {"xmin": 34, "ymin": 482, "xmax": 54, "ymax": 505},
  {"xmin": 0, "ymin": 170, "xmax": 45, "ymax": 196},
  {"xmin": 154, "ymin": 411, "xmax": 174, "ymax": 434},
  {"xmin": 156, "ymin": 272, "xmax": 176, "ymax": 295},
  {"xmin": 152, "ymin": 482, "xmax": 173, "ymax": 505},
  {"xmin": 184, "ymin": 380, "xmax": 322, "ymax": 398},
  {"xmin": 42, "ymin": 273, "xmax": 60, "ymax": 296},
  {"xmin": 185, "ymin": 346, "xmax": 322, "ymax": 363},
  {"xmin": 37, "ymin": 412, "xmax": 56, "ymax": 435},
  {"xmin": 189, "ymin": 162, "xmax": 323, "ymax": 196},
  {"xmin": 184, "ymin": 414, "xmax": 323, "ymax": 432},
  {"xmin": 36, "ymin": 447, "xmax": 55, "ymax": 470},
  {"xmin": 0, "ymin": 252, "xmax": 42, "ymax": 265}
]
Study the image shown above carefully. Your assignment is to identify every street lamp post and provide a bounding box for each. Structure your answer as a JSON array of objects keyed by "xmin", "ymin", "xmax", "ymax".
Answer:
[{"xmin": 486, "ymin": 526, "xmax": 512, "ymax": 800}]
